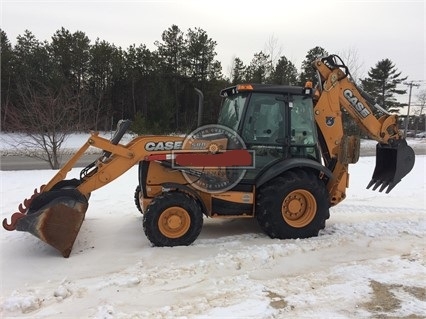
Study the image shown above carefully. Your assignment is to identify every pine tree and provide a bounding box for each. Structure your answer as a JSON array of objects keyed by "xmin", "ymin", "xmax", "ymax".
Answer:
[
  {"xmin": 245, "ymin": 51, "xmax": 270, "ymax": 83},
  {"xmin": 231, "ymin": 57, "xmax": 246, "ymax": 85},
  {"xmin": 1, "ymin": 29, "xmax": 13, "ymax": 129},
  {"xmin": 269, "ymin": 55, "xmax": 298, "ymax": 85},
  {"xmin": 299, "ymin": 46, "xmax": 328, "ymax": 85},
  {"xmin": 185, "ymin": 27, "xmax": 218, "ymax": 84},
  {"xmin": 12, "ymin": 30, "xmax": 52, "ymax": 88},
  {"xmin": 360, "ymin": 59, "xmax": 407, "ymax": 113}
]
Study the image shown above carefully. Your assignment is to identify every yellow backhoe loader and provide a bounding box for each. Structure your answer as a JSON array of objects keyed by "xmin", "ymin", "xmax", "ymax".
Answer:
[{"xmin": 3, "ymin": 55, "xmax": 415, "ymax": 257}]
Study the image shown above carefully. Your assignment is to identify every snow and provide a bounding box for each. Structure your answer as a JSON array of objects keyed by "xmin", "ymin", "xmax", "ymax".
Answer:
[{"xmin": 0, "ymin": 135, "xmax": 425, "ymax": 318}]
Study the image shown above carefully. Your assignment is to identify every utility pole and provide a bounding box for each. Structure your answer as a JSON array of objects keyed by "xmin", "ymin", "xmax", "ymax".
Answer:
[{"xmin": 403, "ymin": 81, "xmax": 421, "ymax": 137}]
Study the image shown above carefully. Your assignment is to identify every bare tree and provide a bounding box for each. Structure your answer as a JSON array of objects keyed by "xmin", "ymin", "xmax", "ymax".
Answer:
[
  {"xmin": 264, "ymin": 34, "xmax": 283, "ymax": 80},
  {"xmin": 264, "ymin": 34, "xmax": 282, "ymax": 69},
  {"xmin": 414, "ymin": 89, "xmax": 426, "ymax": 132},
  {"xmin": 338, "ymin": 47, "xmax": 365, "ymax": 84},
  {"xmin": 226, "ymin": 54, "xmax": 237, "ymax": 81},
  {"xmin": 7, "ymin": 84, "xmax": 79, "ymax": 169}
]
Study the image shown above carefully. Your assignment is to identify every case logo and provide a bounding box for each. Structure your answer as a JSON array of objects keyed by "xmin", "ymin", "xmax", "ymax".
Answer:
[{"xmin": 343, "ymin": 89, "xmax": 371, "ymax": 118}]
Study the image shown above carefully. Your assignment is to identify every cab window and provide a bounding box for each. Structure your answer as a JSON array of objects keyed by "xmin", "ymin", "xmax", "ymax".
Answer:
[
  {"xmin": 217, "ymin": 93, "xmax": 247, "ymax": 131},
  {"xmin": 241, "ymin": 93, "xmax": 285, "ymax": 145}
]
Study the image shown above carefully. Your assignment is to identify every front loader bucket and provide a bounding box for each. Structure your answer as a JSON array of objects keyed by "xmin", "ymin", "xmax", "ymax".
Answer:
[
  {"xmin": 9, "ymin": 189, "xmax": 88, "ymax": 257},
  {"xmin": 367, "ymin": 139, "xmax": 415, "ymax": 193}
]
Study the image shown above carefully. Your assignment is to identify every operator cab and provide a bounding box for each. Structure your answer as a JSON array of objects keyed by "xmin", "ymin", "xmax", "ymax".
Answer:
[{"xmin": 218, "ymin": 84, "xmax": 320, "ymax": 179}]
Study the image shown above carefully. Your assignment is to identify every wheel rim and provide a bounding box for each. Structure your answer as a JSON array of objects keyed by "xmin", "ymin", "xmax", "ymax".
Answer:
[
  {"xmin": 158, "ymin": 207, "xmax": 191, "ymax": 238},
  {"xmin": 281, "ymin": 189, "xmax": 317, "ymax": 228}
]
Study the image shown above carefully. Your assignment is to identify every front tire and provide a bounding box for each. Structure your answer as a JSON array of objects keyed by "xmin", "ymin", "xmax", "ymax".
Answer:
[
  {"xmin": 256, "ymin": 169, "xmax": 329, "ymax": 239},
  {"xmin": 143, "ymin": 192, "xmax": 203, "ymax": 247},
  {"xmin": 134, "ymin": 185, "xmax": 142, "ymax": 213},
  {"xmin": 51, "ymin": 179, "xmax": 90, "ymax": 201}
]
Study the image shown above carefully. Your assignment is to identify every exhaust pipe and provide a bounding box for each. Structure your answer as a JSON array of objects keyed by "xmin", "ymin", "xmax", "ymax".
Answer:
[{"xmin": 194, "ymin": 88, "xmax": 204, "ymax": 127}]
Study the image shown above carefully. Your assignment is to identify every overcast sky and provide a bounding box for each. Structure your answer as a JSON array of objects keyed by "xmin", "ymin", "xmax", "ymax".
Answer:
[{"xmin": 1, "ymin": 0, "xmax": 425, "ymax": 104}]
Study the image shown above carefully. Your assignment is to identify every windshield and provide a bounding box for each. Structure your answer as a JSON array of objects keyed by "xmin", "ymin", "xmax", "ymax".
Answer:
[{"xmin": 217, "ymin": 93, "xmax": 247, "ymax": 130}]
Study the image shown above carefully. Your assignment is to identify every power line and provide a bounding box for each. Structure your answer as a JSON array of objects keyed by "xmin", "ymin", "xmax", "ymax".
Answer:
[{"xmin": 403, "ymin": 81, "xmax": 421, "ymax": 137}]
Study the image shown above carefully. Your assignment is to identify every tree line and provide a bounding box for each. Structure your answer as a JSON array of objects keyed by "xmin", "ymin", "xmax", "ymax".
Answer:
[{"xmin": 1, "ymin": 25, "xmax": 411, "ymax": 136}]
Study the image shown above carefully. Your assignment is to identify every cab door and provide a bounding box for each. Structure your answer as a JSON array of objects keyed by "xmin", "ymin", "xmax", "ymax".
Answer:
[{"xmin": 240, "ymin": 93, "xmax": 289, "ymax": 178}]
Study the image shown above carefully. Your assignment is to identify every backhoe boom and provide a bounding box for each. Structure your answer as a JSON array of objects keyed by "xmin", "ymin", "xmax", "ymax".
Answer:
[{"xmin": 312, "ymin": 55, "xmax": 415, "ymax": 204}]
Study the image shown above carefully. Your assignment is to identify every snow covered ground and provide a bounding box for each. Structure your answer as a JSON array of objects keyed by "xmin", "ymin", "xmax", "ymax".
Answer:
[{"xmin": 0, "ymin": 135, "xmax": 425, "ymax": 318}]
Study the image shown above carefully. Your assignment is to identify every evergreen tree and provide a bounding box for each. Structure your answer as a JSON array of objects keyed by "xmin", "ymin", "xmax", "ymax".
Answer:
[
  {"xmin": 299, "ymin": 46, "xmax": 328, "ymax": 85},
  {"xmin": 184, "ymin": 27, "xmax": 219, "ymax": 129},
  {"xmin": 50, "ymin": 28, "xmax": 91, "ymax": 91},
  {"xmin": 123, "ymin": 44, "xmax": 154, "ymax": 117},
  {"xmin": 1, "ymin": 26, "xmax": 227, "ymax": 134},
  {"xmin": 360, "ymin": 59, "xmax": 407, "ymax": 113},
  {"xmin": 269, "ymin": 55, "xmax": 298, "ymax": 85},
  {"xmin": 1, "ymin": 29, "xmax": 13, "ymax": 128},
  {"xmin": 12, "ymin": 30, "xmax": 52, "ymax": 87},
  {"xmin": 89, "ymin": 39, "xmax": 117, "ymax": 94},
  {"xmin": 185, "ymin": 27, "xmax": 219, "ymax": 84},
  {"xmin": 245, "ymin": 51, "xmax": 270, "ymax": 83},
  {"xmin": 155, "ymin": 25, "xmax": 187, "ymax": 130},
  {"xmin": 231, "ymin": 57, "xmax": 245, "ymax": 85},
  {"xmin": 88, "ymin": 39, "xmax": 122, "ymax": 129},
  {"xmin": 208, "ymin": 60, "xmax": 223, "ymax": 83},
  {"xmin": 155, "ymin": 25, "xmax": 186, "ymax": 77}
]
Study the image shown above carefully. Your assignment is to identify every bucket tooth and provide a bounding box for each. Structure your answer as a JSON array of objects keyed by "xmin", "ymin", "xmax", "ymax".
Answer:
[
  {"xmin": 366, "ymin": 179, "xmax": 376, "ymax": 190},
  {"xmin": 372, "ymin": 180, "xmax": 382, "ymax": 191},
  {"xmin": 378, "ymin": 181, "xmax": 390, "ymax": 193}
]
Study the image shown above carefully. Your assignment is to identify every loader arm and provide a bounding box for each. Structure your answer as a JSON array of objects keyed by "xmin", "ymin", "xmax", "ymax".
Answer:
[
  {"xmin": 3, "ymin": 120, "xmax": 235, "ymax": 257},
  {"xmin": 312, "ymin": 55, "xmax": 415, "ymax": 205},
  {"xmin": 1, "ymin": 135, "xmax": 179, "ymax": 257},
  {"xmin": 65, "ymin": 133, "xmax": 185, "ymax": 196}
]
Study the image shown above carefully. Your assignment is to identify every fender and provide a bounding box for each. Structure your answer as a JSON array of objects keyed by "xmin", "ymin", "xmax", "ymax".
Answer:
[
  {"xmin": 160, "ymin": 182, "xmax": 208, "ymax": 216},
  {"xmin": 255, "ymin": 158, "xmax": 333, "ymax": 188}
]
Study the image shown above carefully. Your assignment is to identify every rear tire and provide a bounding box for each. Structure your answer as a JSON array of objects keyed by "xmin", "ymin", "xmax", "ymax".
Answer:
[
  {"xmin": 256, "ymin": 169, "xmax": 329, "ymax": 239},
  {"xmin": 134, "ymin": 185, "xmax": 142, "ymax": 213},
  {"xmin": 143, "ymin": 192, "xmax": 203, "ymax": 247}
]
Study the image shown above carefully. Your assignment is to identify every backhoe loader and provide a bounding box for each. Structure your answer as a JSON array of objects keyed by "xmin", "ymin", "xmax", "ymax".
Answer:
[{"xmin": 3, "ymin": 55, "xmax": 415, "ymax": 257}]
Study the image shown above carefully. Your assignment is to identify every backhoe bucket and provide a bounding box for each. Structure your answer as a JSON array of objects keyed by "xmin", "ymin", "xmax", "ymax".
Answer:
[
  {"xmin": 9, "ymin": 189, "xmax": 88, "ymax": 257},
  {"xmin": 367, "ymin": 139, "xmax": 415, "ymax": 193}
]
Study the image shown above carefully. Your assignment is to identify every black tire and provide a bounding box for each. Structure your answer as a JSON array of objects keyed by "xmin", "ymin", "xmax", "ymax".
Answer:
[
  {"xmin": 51, "ymin": 178, "xmax": 90, "ymax": 201},
  {"xmin": 256, "ymin": 169, "xmax": 329, "ymax": 239},
  {"xmin": 143, "ymin": 192, "xmax": 203, "ymax": 247},
  {"xmin": 26, "ymin": 179, "xmax": 84, "ymax": 215},
  {"xmin": 27, "ymin": 189, "xmax": 88, "ymax": 215},
  {"xmin": 51, "ymin": 178, "xmax": 81, "ymax": 190},
  {"xmin": 134, "ymin": 185, "xmax": 142, "ymax": 213},
  {"xmin": 26, "ymin": 179, "xmax": 89, "ymax": 216}
]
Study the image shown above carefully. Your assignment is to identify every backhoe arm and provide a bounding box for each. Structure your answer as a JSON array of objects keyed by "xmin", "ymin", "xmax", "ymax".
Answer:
[
  {"xmin": 313, "ymin": 56, "xmax": 400, "ymax": 144},
  {"xmin": 312, "ymin": 55, "xmax": 415, "ymax": 205}
]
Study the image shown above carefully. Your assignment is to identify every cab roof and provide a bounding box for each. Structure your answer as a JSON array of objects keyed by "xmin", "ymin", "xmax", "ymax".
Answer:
[{"xmin": 220, "ymin": 83, "xmax": 306, "ymax": 97}]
